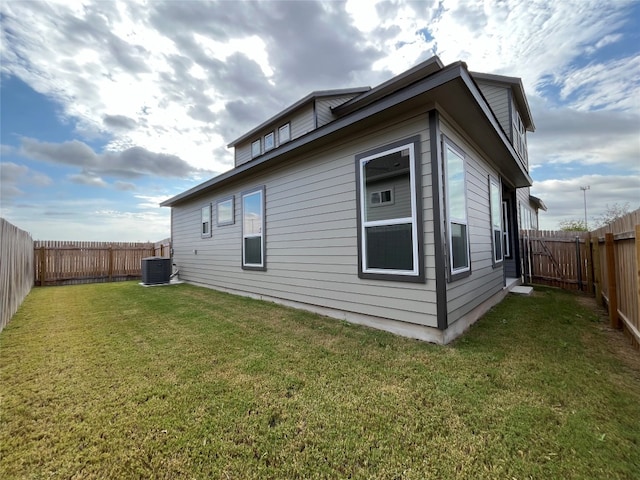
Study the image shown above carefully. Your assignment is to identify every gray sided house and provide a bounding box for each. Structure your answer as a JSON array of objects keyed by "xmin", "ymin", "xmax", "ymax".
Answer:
[{"xmin": 161, "ymin": 56, "xmax": 540, "ymax": 344}]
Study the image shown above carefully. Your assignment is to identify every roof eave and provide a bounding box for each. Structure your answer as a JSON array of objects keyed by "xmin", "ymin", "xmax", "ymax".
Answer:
[
  {"xmin": 331, "ymin": 55, "xmax": 446, "ymax": 116},
  {"xmin": 529, "ymin": 195, "xmax": 547, "ymax": 211},
  {"xmin": 226, "ymin": 87, "xmax": 371, "ymax": 147},
  {"xmin": 162, "ymin": 61, "xmax": 532, "ymax": 207}
]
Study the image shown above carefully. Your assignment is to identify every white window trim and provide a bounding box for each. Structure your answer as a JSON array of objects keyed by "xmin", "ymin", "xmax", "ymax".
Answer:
[
  {"xmin": 201, "ymin": 204, "xmax": 211, "ymax": 238},
  {"xmin": 242, "ymin": 187, "xmax": 265, "ymax": 269},
  {"xmin": 359, "ymin": 143, "xmax": 419, "ymax": 276},
  {"xmin": 443, "ymin": 138, "xmax": 470, "ymax": 276},
  {"xmin": 489, "ymin": 176, "xmax": 504, "ymax": 264}
]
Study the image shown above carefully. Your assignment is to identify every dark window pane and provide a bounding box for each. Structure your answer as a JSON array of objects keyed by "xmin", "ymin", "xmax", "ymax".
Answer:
[
  {"xmin": 366, "ymin": 223, "xmax": 413, "ymax": 270},
  {"xmin": 244, "ymin": 237, "xmax": 262, "ymax": 265},
  {"xmin": 494, "ymin": 230, "xmax": 503, "ymax": 262},
  {"xmin": 451, "ymin": 223, "xmax": 468, "ymax": 270}
]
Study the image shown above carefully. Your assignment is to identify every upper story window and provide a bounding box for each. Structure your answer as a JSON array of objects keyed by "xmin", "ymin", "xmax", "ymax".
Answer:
[
  {"xmin": 201, "ymin": 204, "xmax": 212, "ymax": 238},
  {"xmin": 264, "ymin": 132, "xmax": 275, "ymax": 151},
  {"xmin": 356, "ymin": 136, "xmax": 423, "ymax": 282},
  {"xmin": 513, "ymin": 111, "xmax": 527, "ymax": 164},
  {"xmin": 251, "ymin": 139, "xmax": 261, "ymax": 158},
  {"xmin": 279, "ymin": 123, "xmax": 290, "ymax": 144},
  {"xmin": 443, "ymin": 137, "xmax": 470, "ymax": 279}
]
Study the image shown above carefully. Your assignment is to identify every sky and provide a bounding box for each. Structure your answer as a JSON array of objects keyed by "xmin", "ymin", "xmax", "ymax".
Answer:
[{"xmin": 1, "ymin": 0, "xmax": 639, "ymax": 241}]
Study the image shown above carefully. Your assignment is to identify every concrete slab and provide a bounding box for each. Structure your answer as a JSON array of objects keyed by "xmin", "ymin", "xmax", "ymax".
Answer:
[{"xmin": 510, "ymin": 285, "xmax": 533, "ymax": 295}]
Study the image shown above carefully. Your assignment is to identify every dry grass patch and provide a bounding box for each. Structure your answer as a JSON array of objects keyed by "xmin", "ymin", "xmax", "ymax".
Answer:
[{"xmin": 1, "ymin": 282, "xmax": 639, "ymax": 479}]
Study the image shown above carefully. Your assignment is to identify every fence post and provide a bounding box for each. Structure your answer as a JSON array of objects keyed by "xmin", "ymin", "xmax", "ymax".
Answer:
[
  {"xmin": 575, "ymin": 236, "xmax": 582, "ymax": 291},
  {"xmin": 605, "ymin": 233, "xmax": 619, "ymax": 329},
  {"xmin": 585, "ymin": 232, "xmax": 594, "ymax": 295},
  {"xmin": 108, "ymin": 247, "xmax": 113, "ymax": 282},
  {"xmin": 39, "ymin": 246, "xmax": 46, "ymax": 286},
  {"xmin": 636, "ymin": 225, "xmax": 640, "ymax": 330},
  {"xmin": 593, "ymin": 237, "xmax": 602, "ymax": 305}
]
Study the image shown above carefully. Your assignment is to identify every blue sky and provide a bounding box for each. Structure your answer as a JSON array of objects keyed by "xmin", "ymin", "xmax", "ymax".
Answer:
[{"xmin": 1, "ymin": 0, "xmax": 639, "ymax": 241}]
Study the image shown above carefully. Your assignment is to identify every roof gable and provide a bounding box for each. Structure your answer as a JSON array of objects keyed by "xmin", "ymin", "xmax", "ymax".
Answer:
[
  {"xmin": 470, "ymin": 71, "xmax": 535, "ymax": 131},
  {"xmin": 162, "ymin": 57, "xmax": 533, "ymax": 207},
  {"xmin": 227, "ymin": 87, "xmax": 370, "ymax": 148}
]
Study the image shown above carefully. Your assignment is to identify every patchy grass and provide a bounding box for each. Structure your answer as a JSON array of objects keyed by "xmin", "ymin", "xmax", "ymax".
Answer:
[{"xmin": 1, "ymin": 282, "xmax": 639, "ymax": 479}]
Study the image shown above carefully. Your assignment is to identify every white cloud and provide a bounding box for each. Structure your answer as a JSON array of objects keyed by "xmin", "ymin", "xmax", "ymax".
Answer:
[
  {"xmin": 1, "ymin": 162, "xmax": 53, "ymax": 202},
  {"xmin": 532, "ymin": 174, "xmax": 640, "ymax": 229},
  {"xmin": 68, "ymin": 173, "xmax": 108, "ymax": 188},
  {"xmin": 2, "ymin": 197, "xmax": 170, "ymax": 242},
  {"xmin": 1, "ymin": 0, "xmax": 638, "ymax": 240}
]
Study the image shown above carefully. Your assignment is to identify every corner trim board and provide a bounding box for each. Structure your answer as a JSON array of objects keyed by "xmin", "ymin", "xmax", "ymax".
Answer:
[{"xmin": 429, "ymin": 110, "xmax": 448, "ymax": 330}]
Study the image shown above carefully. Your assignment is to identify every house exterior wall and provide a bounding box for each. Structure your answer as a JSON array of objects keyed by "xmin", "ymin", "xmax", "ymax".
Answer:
[
  {"xmin": 476, "ymin": 82, "xmax": 510, "ymax": 138},
  {"xmin": 439, "ymin": 117, "xmax": 506, "ymax": 326},
  {"xmin": 172, "ymin": 109, "xmax": 441, "ymax": 329},
  {"xmin": 315, "ymin": 95, "xmax": 361, "ymax": 127},
  {"xmin": 234, "ymin": 103, "xmax": 315, "ymax": 167}
]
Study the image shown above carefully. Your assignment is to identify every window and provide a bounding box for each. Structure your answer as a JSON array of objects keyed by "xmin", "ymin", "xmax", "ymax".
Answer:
[
  {"xmin": 356, "ymin": 137, "xmax": 422, "ymax": 280},
  {"xmin": 264, "ymin": 132, "xmax": 275, "ymax": 151},
  {"xmin": 489, "ymin": 177, "xmax": 503, "ymax": 264},
  {"xmin": 216, "ymin": 195, "xmax": 234, "ymax": 226},
  {"xmin": 443, "ymin": 138, "xmax": 470, "ymax": 277},
  {"xmin": 201, "ymin": 204, "xmax": 211, "ymax": 238},
  {"xmin": 279, "ymin": 123, "xmax": 290, "ymax": 144},
  {"xmin": 513, "ymin": 111, "xmax": 527, "ymax": 163},
  {"xmin": 242, "ymin": 187, "xmax": 265, "ymax": 269},
  {"xmin": 251, "ymin": 139, "xmax": 261, "ymax": 158},
  {"xmin": 370, "ymin": 188, "xmax": 394, "ymax": 206}
]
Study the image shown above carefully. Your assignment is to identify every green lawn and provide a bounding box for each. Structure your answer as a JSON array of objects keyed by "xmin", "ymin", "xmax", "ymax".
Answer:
[{"xmin": 1, "ymin": 282, "xmax": 639, "ymax": 479}]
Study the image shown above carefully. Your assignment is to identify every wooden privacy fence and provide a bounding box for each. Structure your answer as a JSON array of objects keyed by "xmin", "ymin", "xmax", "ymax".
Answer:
[
  {"xmin": 523, "ymin": 209, "xmax": 640, "ymax": 348},
  {"xmin": 34, "ymin": 239, "xmax": 171, "ymax": 286},
  {"xmin": 1, "ymin": 218, "xmax": 34, "ymax": 332}
]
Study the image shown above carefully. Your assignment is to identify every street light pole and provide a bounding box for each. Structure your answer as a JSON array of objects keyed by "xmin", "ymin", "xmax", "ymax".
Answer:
[{"xmin": 580, "ymin": 186, "xmax": 590, "ymax": 230}]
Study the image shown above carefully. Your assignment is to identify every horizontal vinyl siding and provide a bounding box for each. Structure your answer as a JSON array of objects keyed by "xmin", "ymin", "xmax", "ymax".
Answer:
[
  {"xmin": 290, "ymin": 103, "xmax": 315, "ymax": 140},
  {"xmin": 315, "ymin": 95, "xmax": 361, "ymax": 127},
  {"xmin": 172, "ymin": 109, "xmax": 438, "ymax": 328},
  {"xmin": 235, "ymin": 144, "xmax": 251, "ymax": 167},
  {"xmin": 234, "ymin": 104, "xmax": 316, "ymax": 167},
  {"xmin": 439, "ymin": 119, "xmax": 504, "ymax": 325},
  {"xmin": 476, "ymin": 82, "xmax": 510, "ymax": 139}
]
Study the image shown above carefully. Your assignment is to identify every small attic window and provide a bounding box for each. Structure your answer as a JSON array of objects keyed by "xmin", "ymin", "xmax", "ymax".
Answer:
[
  {"xmin": 264, "ymin": 132, "xmax": 274, "ymax": 151},
  {"xmin": 279, "ymin": 123, "xmax": 290, "ymax": 144},
  {"xmin": 251, "ymin": 139, "xmax": 261, "ymax": 158}
]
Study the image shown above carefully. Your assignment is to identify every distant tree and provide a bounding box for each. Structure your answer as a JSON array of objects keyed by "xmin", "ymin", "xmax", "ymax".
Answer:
[
  {"xmin": 558, "ymin": 219, "xmax": 588, "ymax": 231},
  {"xmin": 592, "ymin": 203, "xmax": 631, "ymax": 229}
]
